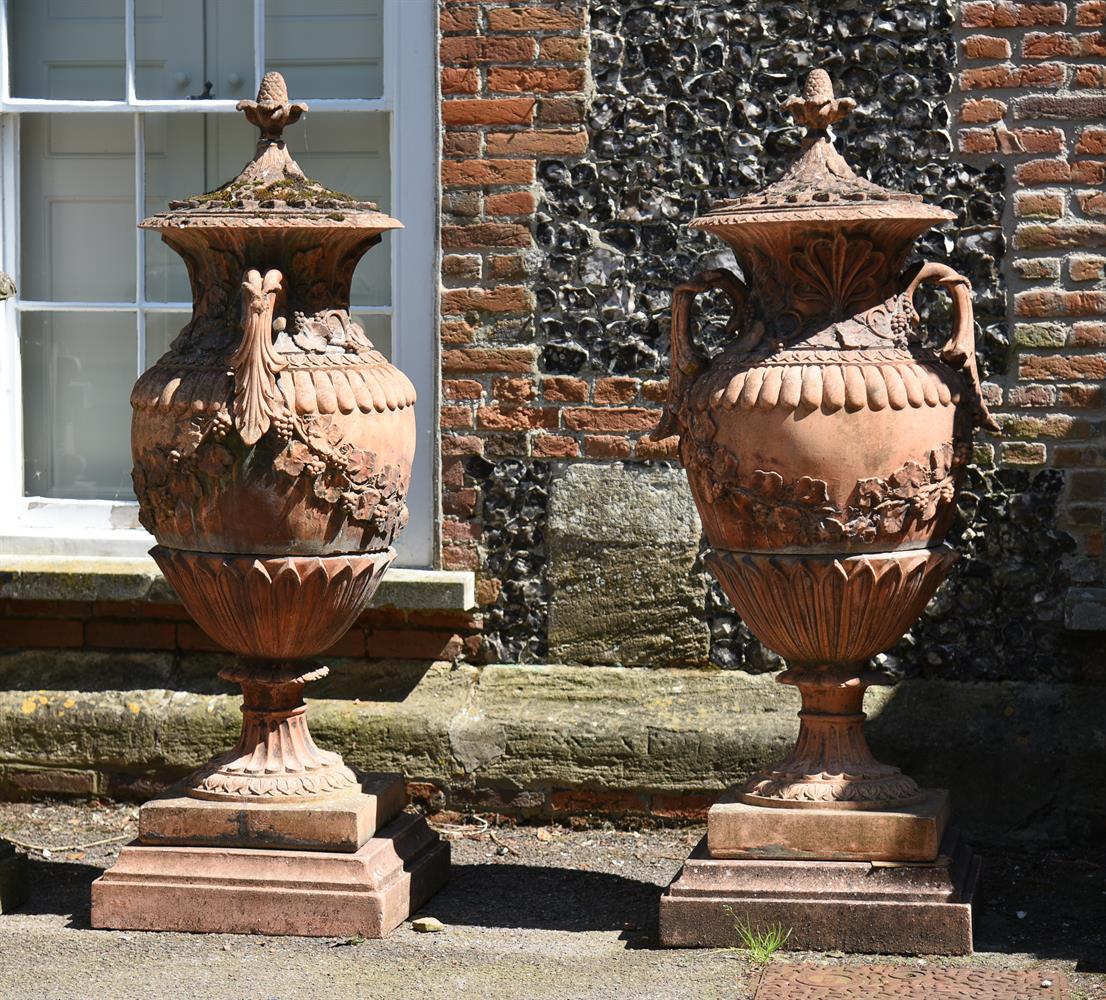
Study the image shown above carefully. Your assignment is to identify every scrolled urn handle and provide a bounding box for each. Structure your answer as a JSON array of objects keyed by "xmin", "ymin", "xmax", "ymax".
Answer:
[
  {"xmin": 231, "ymin": 267, "xmax": 287, "ymax": 446},
  {"xmin": 655, "ymin": 268, "xmax": 748, "ymax": 439},
  {"xmin": 901, "ymin": 261, "xmax": 999, "ymax": 432}
]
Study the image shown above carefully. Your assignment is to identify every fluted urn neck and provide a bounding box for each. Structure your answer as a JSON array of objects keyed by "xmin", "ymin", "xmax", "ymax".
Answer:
[{"xmin": 692, "ymin": 68, "xmax": 952, "ymax": 233}]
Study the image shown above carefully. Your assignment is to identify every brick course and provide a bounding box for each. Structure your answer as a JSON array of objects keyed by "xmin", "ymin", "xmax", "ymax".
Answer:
[
  {"xmin": 957, "ymin": 0, "xmax": 1106, "ymax": 566},
  {"xmin": 438, "ymin": 0, "xmax": 598, "ymax": 586},
  {"xmin": 0, "ymin": 600, "xmax": 481, "ymax": 663}
]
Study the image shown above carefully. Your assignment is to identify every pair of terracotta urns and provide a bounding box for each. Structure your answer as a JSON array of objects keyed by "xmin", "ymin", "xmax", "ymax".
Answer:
[{"xmin": 86, "ymin": 71, "xmax": 992, "ymax": 947}]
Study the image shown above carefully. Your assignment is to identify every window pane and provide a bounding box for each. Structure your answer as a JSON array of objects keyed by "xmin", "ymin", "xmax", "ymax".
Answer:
[
  {"xmin": 265, "ymin": 0, "xmax": 384, "ymax": 100},
  {"xmin": 351, "ymin": 313, "xmax": 391, "ymax": 361},
  {"xmin": 135, "ymin": 0, "xmax": 253, "ymax": 101},
  {"xmin": 9, "ymin": 0, "xmax": 125, "ymax": 100},
  {"xmin": 21, "ymin": 114, "xmax": 136, "ymax": 303},
  {"xmin": 297, "ymin": 112, "xmax": 391, "ymax": 306},
  {"xmin": 144, "ymin": 311, "xmax": 191, "ymax": 365},
  {"xmin": 21, "ymin": 311, "xmax": 137, "ymax": 500},
  {"xmin": 144, "ymin": 113, "xmax": 254, "ymax": 301}
]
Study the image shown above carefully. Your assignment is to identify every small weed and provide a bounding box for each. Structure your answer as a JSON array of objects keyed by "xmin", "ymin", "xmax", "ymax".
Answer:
[
  {"xmin": 332, "ymin": 934, "xmax": 365, "ymax": 948},
  {"xmin": 722, "ymin": 905, "xmax": 792, "ymax": 963}
]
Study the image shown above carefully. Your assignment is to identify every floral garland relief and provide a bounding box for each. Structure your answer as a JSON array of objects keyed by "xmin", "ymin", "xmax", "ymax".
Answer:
[
  {"xmin": 134, "ymin": 402, "xmax": 409, "ymax": 544},
  {"xmin": 682, "ymin": 409, "xmax": 965, "ymax": 549}
]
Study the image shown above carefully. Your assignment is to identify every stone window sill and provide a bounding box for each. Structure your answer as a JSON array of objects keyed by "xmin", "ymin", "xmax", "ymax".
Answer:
[{"xmin": 0, "ymin": 555, "xmax": 475, "ymax": 612}]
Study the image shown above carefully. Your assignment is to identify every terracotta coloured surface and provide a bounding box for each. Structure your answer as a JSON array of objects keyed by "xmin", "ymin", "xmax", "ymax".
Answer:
[
  {"xmin": 0, "ymin": 840, "xmax": 26, "ymax": 914},
  {"xmin": 91, "ymin": 811, "xmax": 448, "ymax": 938},
  {"xmin": 708, "ymin": 787, "xmax": 949, "ymax": 862},
  {"xmin": 659, "ymin": 68, "xmax": 996, "ymax": 827},
  {"xmin": 753, "ymin": 965, "xmax": 1068, "ymax": 999},
  {"xmin": 709, "ymin": 548, "xmax": 957, "ymax": 808},
  {"xmin": 131, "ymin": 72, "xmax": 414, "ymax": 557},
  {"xmin": 659, "ymin": 831, "xmax": 978, "ymax": 954},
  {"xmin": 138, "ymin": 773, "xmax": 405, "ymax": 852},
  {"xmin": 104, "ymin": 72, "xmax": 448, "ymax": 935}
]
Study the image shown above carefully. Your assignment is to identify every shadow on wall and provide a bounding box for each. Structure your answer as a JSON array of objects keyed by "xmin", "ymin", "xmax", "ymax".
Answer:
[
  {"xmin": 0, "ymin": 650, "xmax": 434, "ymax": 701},
  {"xmin": 865, "ymin": 675, "xmax": 1106, "ymax": 845}
]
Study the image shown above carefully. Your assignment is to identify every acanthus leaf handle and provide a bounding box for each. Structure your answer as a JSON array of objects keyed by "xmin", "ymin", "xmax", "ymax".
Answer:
[
  {"xmin": 655, "ymin": 268, "xmax": 748, "ymax": 440},
  {"xmin": 901, "ymin": 261, "xmax": 998, "ymax": 433},
  {"xmin": 231, "ymin": 267, "xmax": 287, "ymax": 446}
]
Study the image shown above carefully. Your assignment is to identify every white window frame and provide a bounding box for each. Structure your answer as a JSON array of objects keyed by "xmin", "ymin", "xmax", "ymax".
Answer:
[{"xmin": 0, "ymin": 0, "xmax": 439, "ymax": 568}]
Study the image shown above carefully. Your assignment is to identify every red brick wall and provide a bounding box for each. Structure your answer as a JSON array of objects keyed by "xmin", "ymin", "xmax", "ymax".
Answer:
[
  {"xmin": 438, "ymin": 1, "xmax": 671, "ymax": 586},
  {"xmin": 0, "ymin": 600, "xmax": 481, "ymax": 662},
  {"xmin": 957, "ymin": 0, "xmax": 1106, "ymax": 564}
]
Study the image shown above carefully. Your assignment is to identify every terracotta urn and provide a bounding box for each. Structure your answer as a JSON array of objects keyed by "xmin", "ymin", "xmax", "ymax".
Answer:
[
  {"xmin": 130, "ymin": 71, "xmax": 413, "ymax": 800},
  {"xmin": 659, "ymin": 69, "xmax": 998, "ymax": 811},
  {"xmin": 92, "ymin": 74, "xmax": 447, "ymax": 939}
]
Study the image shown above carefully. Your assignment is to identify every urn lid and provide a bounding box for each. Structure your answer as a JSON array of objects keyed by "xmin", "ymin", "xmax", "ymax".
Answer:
[
  {"xmin": 691, "ymin": 69, "xmax": 953, "ymax": 232},
  {"xmin": 140, "ymin": 72, "xmax": 401, "ymax": 235}
]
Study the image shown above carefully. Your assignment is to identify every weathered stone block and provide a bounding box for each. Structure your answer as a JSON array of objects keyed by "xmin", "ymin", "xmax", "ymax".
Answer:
[{"xmin": 547, "ymin": 463, "xmax": 710, "ymax": 666}]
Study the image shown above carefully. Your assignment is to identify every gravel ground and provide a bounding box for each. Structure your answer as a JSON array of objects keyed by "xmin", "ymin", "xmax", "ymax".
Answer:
[{"xmin": 0, "ymin": 801, "xmax": 1102, "ymax": 1000}]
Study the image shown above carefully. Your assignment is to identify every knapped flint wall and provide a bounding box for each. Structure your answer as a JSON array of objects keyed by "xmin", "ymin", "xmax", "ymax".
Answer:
[
  {"xmin": 537, "ymin": 1, "xmax": 1006, "ymax": 377},
  {"xmin": 472, "ymin": 0, "xmax": 1100, "ymax": 684}
]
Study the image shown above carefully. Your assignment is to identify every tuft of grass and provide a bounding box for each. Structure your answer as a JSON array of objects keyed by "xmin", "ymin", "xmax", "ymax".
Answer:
[{"xmin": 723, "ymin": 905, "xmax": 792, "ymax": 963}]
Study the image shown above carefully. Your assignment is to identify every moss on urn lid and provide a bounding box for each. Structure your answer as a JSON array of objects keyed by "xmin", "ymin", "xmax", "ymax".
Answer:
[
  {"xmin": 140, "ymin": 72, "xmax": 402, "ymax": 234},
  {"xmin": 692, "ymin": 68, "xmax": 953, "ymax": 232}
]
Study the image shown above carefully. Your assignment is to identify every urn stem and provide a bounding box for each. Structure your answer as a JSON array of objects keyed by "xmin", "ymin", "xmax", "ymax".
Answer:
[
  {"xmin": 741, "ymin": 665, "xmax": 922, "ymax": 809},
  {"xmin": 185, "ymin": 661, "xmax": 358, "ymax": 802}
]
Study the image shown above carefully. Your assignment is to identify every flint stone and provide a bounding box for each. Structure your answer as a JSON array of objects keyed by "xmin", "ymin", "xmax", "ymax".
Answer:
[
  {"xmin": 1064, "ymin": 587, "xmax": 1106, "ymax": 631},
  {"xmin": 547, "ymin": 463, "xmax": 710, "ymax": 666}
]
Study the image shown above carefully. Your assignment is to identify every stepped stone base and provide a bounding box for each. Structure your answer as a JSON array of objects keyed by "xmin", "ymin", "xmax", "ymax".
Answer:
[
  {"xmin": 708, "ymin": 787, "xmax": 950, "ymax": 862},
  {"xmin": 139, "ymin": 773, "xmax": 406, "ymax": 852},
  {"xmin": 659, "ymin": 828, "xmax": 977, "ymax": 955},
  {"xmin": 0, "ymin": 840, "xmax": 27, "ymax": 914},
  {"xmin": 91, "ymin": 811, "xmax": 448, "ymax": 938}
]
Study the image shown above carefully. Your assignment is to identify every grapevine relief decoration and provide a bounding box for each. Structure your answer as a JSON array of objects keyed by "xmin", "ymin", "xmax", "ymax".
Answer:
[
  {"xmin": 271, "ymin": 412, "xmax": 410, "ymax": 531},
  {"xmin": 132, "ymin": 286, "xmax": 410, "ymax": 545}
]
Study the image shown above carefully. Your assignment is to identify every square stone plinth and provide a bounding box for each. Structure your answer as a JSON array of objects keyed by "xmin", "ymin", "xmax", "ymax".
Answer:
[
  {"xmin": 659, "ymin": 827, "xmax": 978, "ymax": 955},
  {"xmin": 91, "ymin": 811, "xmax": 449, "ymax": 938},
  {"xmin": 0, "ymin": 840, "xmax": 27, "ymax": 914},
  {"xmin": 708, "ymin": 788, "xmax": 950, "ymax": 863},
  {"xmin": 138, "ymin": 773, "xmax": 405, "ymax": 852}
]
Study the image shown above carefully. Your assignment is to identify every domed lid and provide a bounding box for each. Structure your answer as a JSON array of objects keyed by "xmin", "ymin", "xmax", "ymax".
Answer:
[
  {"xmin": 140, "ymin": 72, "xmax": 401, "ymax": 234},
  {"xmin": 692, "ymin": 69, "xmax": 953, "ymax": 231}
]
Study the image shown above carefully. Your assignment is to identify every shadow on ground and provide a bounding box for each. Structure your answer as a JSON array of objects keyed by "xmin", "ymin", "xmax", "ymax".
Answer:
[
  {"xmin": 973, "ymin": 846, "xmax": 1106, "ymax": 975},
  {"xmin": 421, "ymin": 862, "xmax": 658, "ymax": 945},
  {"xmin": 6, "ymin": 819, "xmax": 1105, "ymax": 974},
  {"xmin": 16, "ymin": 857, "xmax": 101, "ymax": 929}
]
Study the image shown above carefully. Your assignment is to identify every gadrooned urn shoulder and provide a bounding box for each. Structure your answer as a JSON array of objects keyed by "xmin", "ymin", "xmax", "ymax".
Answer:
[{"xmin": 131, "ymin": 72, "xmax": 413, "ymax": 556}]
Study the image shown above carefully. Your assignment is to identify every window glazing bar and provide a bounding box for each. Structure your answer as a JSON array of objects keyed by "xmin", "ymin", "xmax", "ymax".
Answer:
[
  {"xmin": 254, "ymin": 0, "xmax": 265, "ymax": 92},
  {"xmin": 0, "ymin": 0, "xmax": 10, "ymax": 103},
  {"xmin": 124, "ymin": 0, "xmax": 136, "ymax": 104},
  {"xmin": 18, "ymin": 300, "xmax": 396, "ymax": 315},
  {"xmin": 0, "ymin": 99, "xmax": 390, "ymax": 114},
  {"xmin": 16, "ymin": 301, "xmax": 142, "ymax": 312},
  {"xmin": 135, "ymin": 112, "xmax": 145, "ymax": 373}
]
